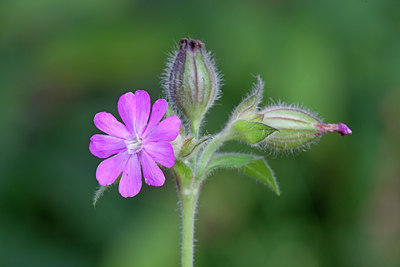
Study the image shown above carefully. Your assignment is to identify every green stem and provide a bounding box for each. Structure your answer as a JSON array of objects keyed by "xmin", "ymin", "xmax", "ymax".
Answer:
[
  {"xmin": 174, "ymin": 122, "xmax": 232, "ymax": 266},
  {"xmin": 180, "ymin": 183, "xmax": 200, "ymax": 267},
  {"xmin": 191, "ymin": 118, "xmax": 201, "ymax": 139},
  {"xmin": 197, "ymin": 130, "xmax": 228, "ymax": 178}
]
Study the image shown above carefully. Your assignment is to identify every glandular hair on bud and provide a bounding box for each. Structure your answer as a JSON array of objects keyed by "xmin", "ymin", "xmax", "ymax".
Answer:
[
  {"xmin": 165, "ymin": 38, "xmax": 220, "ymax": 136},
  {"xmin": 261, "ymin": 105, "xmax": 352, "ymax": 151}
]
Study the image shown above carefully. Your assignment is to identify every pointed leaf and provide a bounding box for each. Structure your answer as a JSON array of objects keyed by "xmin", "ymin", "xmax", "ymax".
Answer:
[
  {"xmin": 227, "ymin": 120, "xmax": 277, "ymax": 144},
  {"xmin": 233, "ymin": 76, "xmax": 264, "ymax": 119},
  {"xmin": 240, "ymin": 158, "xmax": 280, "ymax": 195}
]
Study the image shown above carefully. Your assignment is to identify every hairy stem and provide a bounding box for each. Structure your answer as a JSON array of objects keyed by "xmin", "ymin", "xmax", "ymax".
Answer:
[
  {"xmin": 180, "ymin": 183, "xmax": 200, "ymax": 267},
  {"xmin": 175, "ymin": 122, "xmax": 232, "ymax": 266},
  {"xmin": 191, "ymin": 118, "xmax": 201, "ymax": 139},
  {"xmin": 197, "ymin": 129, "xmax": 229, "ymax": 178}
]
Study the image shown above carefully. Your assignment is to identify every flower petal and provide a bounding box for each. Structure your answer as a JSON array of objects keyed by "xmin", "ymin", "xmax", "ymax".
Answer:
[
  {"xmin": 117, "ymin": 92, "xmax": 136, "ymax": 134},
  {"xmin": 94, "ymin": 112, "xmax": 130, "ymax": 138},
  {"xmin": 134, "ymin": 90, "xmax": 151, "ymax": 135},
  {"xmin": 96, "ymin": 151, "xmax": 129, "ymax": 186},
  {"xmin": 89, "ymin": 134, "xmax": 126, "ymax": 158},
  {"xmin": 145, "ymin": 115, "xmax": 181, "ymax": 142},
  {"xmin": 119, "ymin": 153, "xmax": 142, "ymax": 198},
  {"xmin": 143, "ymin": 141, "xmax": 175, "ymax": 168},
  {"xmin": 143, "ymin": 99, "xmax": 168, "ymax": 137},
  {"xmin": 140, "ymin": 151, "xmax": 165, "ymax": 187}
]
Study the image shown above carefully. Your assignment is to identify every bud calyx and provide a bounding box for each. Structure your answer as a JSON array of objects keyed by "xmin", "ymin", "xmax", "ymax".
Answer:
[{"xmin": 167, "ymin": 38, "xmax": 220, "ymax": 137}]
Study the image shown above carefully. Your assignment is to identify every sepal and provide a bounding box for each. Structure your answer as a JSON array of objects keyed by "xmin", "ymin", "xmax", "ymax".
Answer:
[{"xmin": 166, "ymin": 38, "xmax": 220, "ymax": 136}]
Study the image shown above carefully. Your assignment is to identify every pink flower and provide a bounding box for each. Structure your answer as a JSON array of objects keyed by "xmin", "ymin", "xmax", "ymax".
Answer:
[{"xmin": 89, "ymin": 90, "xmax": 181, "ymax": 198}]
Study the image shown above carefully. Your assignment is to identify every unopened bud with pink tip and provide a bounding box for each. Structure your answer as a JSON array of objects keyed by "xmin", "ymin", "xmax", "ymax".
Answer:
[{"xmin": 260, "ymin": 105, "xmax": 352, "ymax": 150}]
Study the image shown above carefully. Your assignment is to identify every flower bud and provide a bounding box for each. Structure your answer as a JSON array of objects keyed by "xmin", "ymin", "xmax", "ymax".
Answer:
[
  {"xmin": 261, "ymin": 106, "xmax": 352, "ymax": 150},
  {"xmin": 167, "ymin": 38, "xmax": 220, "ymax": 136}
]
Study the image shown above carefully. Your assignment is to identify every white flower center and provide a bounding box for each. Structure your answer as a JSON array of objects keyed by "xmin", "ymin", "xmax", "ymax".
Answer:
[{"xmin": 125, "ymin": 134, "xmax": 143, "ymax": 154}]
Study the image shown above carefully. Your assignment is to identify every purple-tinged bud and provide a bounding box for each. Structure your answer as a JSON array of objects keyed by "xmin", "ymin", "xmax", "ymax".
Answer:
[
  {"xmin": 338, "ymin": 123, "xmax": 352, "ymax": 135},
  {"xmin": 166, "ymin": 38, "xmax": 220, "ymax": 136},
  {"xmin": 260, "ymin": 105, "xmax": 352, "ymax": 150},
  {"xmin": 315, "ymin": 122, "xmax": 352, "ymax": 136}
]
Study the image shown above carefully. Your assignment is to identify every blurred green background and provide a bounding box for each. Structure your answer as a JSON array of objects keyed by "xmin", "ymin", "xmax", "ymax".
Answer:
[{"xmin": 1, "ymin": 0, "xmax": 399, "ymax": 266}]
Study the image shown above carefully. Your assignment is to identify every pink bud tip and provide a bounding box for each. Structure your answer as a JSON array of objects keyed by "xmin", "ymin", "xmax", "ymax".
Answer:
[{"xmin": 338, "ymin": 123, "xmax": 352, "ymax": 136}]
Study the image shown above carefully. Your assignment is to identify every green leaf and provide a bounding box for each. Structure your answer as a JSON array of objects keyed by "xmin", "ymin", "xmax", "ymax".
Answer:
[
  {"xmin": 233, "ymin": 76, "xmax": 264, "ymax": 119},
  {"xmin": 240, "ymin": 158, "xmax": 280, "ymax": 196},
  {"xmin": 227, "ymin": 120, "xmax": 277, "ymax": 144},
  {"xmin": 207, "ymin": 153, "xmax": 254, "ymax": 171},
  {"xmin": 179, "ymin": 136, "xmax": 210, "ymax": 158},
  {"xmin": 207, "ymin": 153, "xmax": 280, "ymax": 196}
]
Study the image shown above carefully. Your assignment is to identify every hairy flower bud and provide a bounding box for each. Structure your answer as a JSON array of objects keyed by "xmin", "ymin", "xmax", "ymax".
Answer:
[
  {"xmin": 261, "ymin": 106, "xmax": 352, "ymax": 150},
  {"xmin": 167, "ymin": 38, "xmax": 220, "ymax": 136}
]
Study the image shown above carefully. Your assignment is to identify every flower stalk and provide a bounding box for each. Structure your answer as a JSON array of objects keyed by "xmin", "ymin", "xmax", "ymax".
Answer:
[
  {"xmin": 196, "ymin": 131, "xmax": 228, "ymax": 179},
  {"xmin": 173, "ymin": 161, "xmax": 201, "ymax": 267},
  {"xmin": 180, "ymin": 185, "xmax": 199, "ymax": 267}
]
